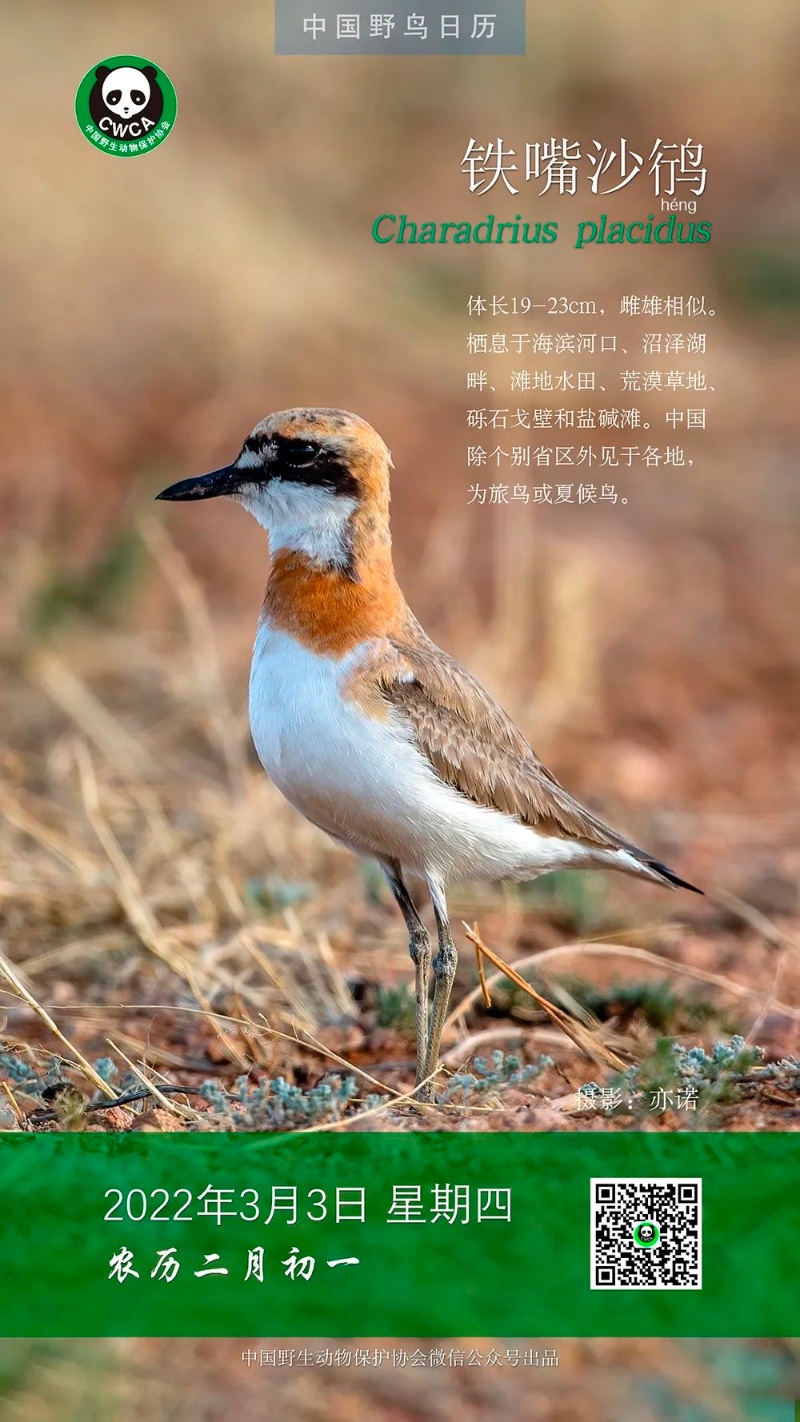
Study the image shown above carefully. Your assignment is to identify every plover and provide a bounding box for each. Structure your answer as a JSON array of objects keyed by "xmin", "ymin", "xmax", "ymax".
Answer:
[{"xmin": 157, "ymin": 408, "xmax": 700, "ymax": 1101}]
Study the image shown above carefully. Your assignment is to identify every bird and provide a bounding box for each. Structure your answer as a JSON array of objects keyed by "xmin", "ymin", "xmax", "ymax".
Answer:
[{"xmin": 157, "ymin": 407, "xmax": 701, "ymax": 1103}]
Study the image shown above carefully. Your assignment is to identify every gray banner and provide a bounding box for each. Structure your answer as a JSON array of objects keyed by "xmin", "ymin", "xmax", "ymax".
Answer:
[{"xmin": 275, "ymin": 1, "xmax": 526, "ymax": 55}]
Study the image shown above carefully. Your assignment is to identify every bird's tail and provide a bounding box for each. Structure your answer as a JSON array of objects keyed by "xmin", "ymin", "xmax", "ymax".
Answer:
[{"xmin": 614, "ymin": 847, "xmax": 703, "ymax": 894}]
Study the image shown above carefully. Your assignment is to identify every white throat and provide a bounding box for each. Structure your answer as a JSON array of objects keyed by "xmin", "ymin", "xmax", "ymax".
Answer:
[{"xmin": 234, "ymin": 480, "xmax": 357, "ymax": 568}]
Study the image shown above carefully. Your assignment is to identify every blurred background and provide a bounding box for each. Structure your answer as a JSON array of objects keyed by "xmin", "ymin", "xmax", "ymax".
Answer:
[
  {"xmin": 3, "ymin": 0, "xmax": 800, "ymax": 824},
  {"xmin": 0, "ymin": 1338, "xmax": 798, "ymax": 1421},
  {"xmin": 1, "ymin": 0, "xmax": 800, "ymax": 1412}
]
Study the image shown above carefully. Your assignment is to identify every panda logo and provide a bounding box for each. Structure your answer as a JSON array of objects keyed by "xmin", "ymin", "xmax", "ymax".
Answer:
[{"xmin": 88, "ymin": 63, "xmax": 164, "ymax": 140}]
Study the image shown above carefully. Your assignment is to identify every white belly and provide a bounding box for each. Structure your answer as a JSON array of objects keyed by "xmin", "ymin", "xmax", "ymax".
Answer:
[{"xmin": 248, "ymin": 624, "xmax": 592, "ymax": 883}]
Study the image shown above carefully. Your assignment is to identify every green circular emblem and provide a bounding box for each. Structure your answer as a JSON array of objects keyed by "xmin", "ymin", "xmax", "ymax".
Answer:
[
  {"xmin": 633, "ymin": 1219, "xmax": 660, "ymax": 1249},
  {"xmin": 75, "ymin": 55, "xmax": 177, "ymax": 157}
]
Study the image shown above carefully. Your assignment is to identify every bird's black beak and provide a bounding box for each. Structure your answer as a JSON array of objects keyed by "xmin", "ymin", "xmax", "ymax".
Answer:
[{"xmin": 155, "ymin": 465, "xmax": 242, "ymax": 502}]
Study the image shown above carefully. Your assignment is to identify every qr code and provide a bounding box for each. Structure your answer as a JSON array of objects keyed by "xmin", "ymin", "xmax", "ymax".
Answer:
[{"xmin": 591, "ymin": 1177, "xmax": 702, "ymax": 1290}]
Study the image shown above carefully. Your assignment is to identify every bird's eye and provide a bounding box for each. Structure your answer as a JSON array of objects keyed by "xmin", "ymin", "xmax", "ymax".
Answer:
[{"xmin": 284, "ymin": 440, "xmax": 320, "ymax": 468}]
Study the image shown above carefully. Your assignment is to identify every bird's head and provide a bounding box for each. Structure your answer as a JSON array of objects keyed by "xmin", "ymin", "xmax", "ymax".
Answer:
[{"xmin": 156, "ymin": 408, "xmax": 393, "ymax": 574}]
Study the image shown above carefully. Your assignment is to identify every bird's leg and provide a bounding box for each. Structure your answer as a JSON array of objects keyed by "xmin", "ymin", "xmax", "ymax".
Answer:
[
  {"xmin": 424, "ymin": 877, "xmax": 458, "ymax": 1100},
  {"xmin": 382, "ymin": 862, "xmax": 431, "ymax": 1098}
]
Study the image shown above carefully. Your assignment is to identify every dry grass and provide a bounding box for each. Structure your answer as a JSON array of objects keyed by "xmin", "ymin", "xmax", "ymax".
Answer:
[{"xmin": 0, "ymin": 522, "xmax": 798, "ymax": 1132}]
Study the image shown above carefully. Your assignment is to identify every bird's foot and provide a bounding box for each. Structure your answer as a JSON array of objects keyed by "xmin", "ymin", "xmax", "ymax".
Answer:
[{"xmin": 412, "ymin": 1080, "xmax": 436, "ymax": 1106}]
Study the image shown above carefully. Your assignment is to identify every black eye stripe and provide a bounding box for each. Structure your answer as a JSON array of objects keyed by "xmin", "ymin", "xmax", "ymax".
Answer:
[
  {"xmin": 273, "ymin": 434, "xmax": 358, "ymax": 496},
  {"xmin": 237, "ymin": 433, "xmax": 359, "ymax": 497}
]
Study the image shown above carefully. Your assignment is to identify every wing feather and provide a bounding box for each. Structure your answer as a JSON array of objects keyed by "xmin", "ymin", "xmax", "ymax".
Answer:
[{"xmin": 378, "ymin": 621, "xmax": 629, "ymax": 853}]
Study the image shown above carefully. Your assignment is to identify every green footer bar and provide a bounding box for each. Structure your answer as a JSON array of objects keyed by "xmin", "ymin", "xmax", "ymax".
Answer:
[{"xmin": 1, "ymin": 1132, "xmax": 796, "ymax": 1337}]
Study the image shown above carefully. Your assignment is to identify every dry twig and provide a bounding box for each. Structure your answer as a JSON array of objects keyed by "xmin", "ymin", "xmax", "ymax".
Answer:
[{"xmin": 462, "ymin": 924, "xmax": 628, "ymax": 1072}]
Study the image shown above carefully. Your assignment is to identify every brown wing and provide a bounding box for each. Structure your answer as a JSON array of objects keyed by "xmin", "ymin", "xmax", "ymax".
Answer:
[{"xmin": 377, "ymin": 618, "xmax": 632, "ymax": 852}]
